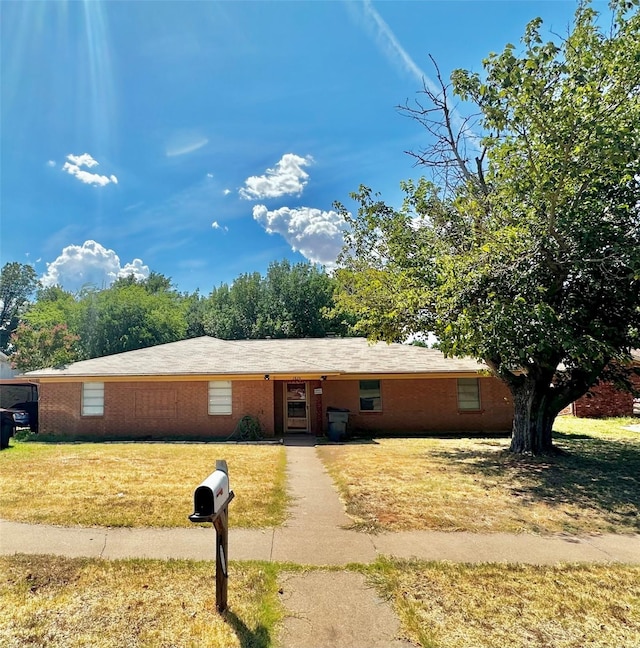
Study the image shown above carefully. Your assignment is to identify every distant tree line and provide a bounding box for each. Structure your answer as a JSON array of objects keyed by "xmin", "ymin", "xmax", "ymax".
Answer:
[{"xmin": 1, "ymin": 260, "xmax": 355, "ymax": 372}]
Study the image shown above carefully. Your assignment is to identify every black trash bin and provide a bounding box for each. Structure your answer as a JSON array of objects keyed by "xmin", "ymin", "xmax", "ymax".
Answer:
[{"xmin": 326, "ymin": 407, "xmax": 350, "ymax": 442}]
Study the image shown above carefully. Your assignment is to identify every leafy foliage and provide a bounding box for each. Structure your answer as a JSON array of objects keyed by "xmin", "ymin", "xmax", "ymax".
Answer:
[
  {"xmin": 76, "ymin": 282, "xmax": 188, "ymax": 358},
  {"xmin": 9, "ymin": 262, "xmax": 354, "ymax": 369},
  {"xmin": 202, "ymin": 260, "xmax": 354, "ymax": 340},
  {"xmin": 336, "ymin": 1, "xmax": 640, "ymax": 453},
  {"xmin": 0, "ymin": 262, "xmax": 39, "ymax": 351},
  {"xmin": 9, "ymin": 323, "xmax": 79, "ymax": 372},
  {"xmin": 11, "ymin": 273, "xmax": 188, "ymax": 367}
]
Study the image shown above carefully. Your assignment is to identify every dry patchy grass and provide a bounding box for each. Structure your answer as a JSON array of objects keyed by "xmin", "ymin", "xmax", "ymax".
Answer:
[
  {"xmin": 0, "ymin": 554, "xmax": 281, "ymax": 648},
  {"xmin": 0, "ymin": 442, "xmax": 287, "ymax": 528},
  {"xmin": 366, "ymin": 558, "xmax": 640, "ymax": 648},
  {"xmin": 318, "ymin": 417, "xmax": 640, "ymax": 534}
]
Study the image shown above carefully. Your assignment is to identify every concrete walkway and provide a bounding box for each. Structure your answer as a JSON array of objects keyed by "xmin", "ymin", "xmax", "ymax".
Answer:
[
  {"xmin": 1, "ymin": 437, "xmax": 639, "ymax": 647},
  {"xmin": 2, "ymin": 518, "xmax": 638, "ymax": 565}
]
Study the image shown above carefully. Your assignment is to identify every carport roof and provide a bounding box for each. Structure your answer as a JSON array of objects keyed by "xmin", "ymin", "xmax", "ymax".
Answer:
[{"xmin": 25, "ymin": 336, "xmax": 486, "ymax": 379}]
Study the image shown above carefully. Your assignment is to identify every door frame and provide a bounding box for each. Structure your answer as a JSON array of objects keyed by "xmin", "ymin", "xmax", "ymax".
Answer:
[{"xmin": 283, "ymin": 381, "xmax": 309, "ymax": 433}]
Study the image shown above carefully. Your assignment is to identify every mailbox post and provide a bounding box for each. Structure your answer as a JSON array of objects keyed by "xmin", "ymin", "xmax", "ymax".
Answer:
[{"xmin": 189, "ymin": 460, "xmax": 234, "ymax": 612}]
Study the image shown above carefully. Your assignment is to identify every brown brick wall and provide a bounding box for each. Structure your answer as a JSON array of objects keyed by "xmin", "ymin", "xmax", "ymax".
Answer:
[
  {"xmin": 572, "ymin": 375, "xmax": 640, "ymax": 418},
  {"xmin": 321, "ymin": 376, "xmax": 513, "ymax": 433},
  {"xmin": 38, "ymin": 375, "xmax": 514, "ymax": 439},
  {"xmin": 38, "ymin": 380, "xmax": 275, "ymax": 440}
]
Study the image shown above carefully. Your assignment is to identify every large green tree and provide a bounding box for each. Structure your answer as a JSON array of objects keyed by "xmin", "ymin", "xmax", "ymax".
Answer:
[
  {"xmin": 76, "ymin": 280, "xmax": 187, "ymax": 358},
  {"xmin": 335, "ymin": 1, "xmax": 640, "ymax": 454},
  {"xmin": 202, "ymin": 261, "xmax": 354, "ymax": 340},
  {"xmin": 10, "ymin": 285, "xmax": 82, "ymax": 370},
  {"xmin": 0, "ymin": 262, "xmax": 39, "ymax": 351},
  {"xmin": 203, "ymin": 273, "xmax": 263, "ymax": 339},
  {"xmin": 12, "ymin": 274, "xmax": 188, "ymax": 363},
  {"xmin": 259, "ymin": 260, "xmax": 352, "ymax": 338},
  {"xmin": 10, "ymin": 323, "xmax": 79, "ymax": 372}
]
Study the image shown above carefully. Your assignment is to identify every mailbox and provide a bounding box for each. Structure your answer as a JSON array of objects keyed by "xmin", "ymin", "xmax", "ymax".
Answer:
[
  {"xmin": 189, "ymin": 459, "xmax": 234, "ymax": 613},
  {"xmin": 190, "ymin": 465, "xmax": 232, "ymax": 523}
]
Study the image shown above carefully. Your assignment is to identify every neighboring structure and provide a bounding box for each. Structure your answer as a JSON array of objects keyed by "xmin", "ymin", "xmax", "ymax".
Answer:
[
  {"xmin": 566, "ymin": 350, "xmax": 640, "ymax": 418},
  {"xmin": 25, "ymin": 336, "xmax": 514, "ymax": 439},
  {"xmin": 0, "ymin": 352, "xmax": 17, "ymax": 379}
]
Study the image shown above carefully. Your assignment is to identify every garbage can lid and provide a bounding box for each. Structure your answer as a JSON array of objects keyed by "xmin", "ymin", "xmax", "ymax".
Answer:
[{"xmin": 327, "ymin": 406, "xmax": 350, "ymax": 412}]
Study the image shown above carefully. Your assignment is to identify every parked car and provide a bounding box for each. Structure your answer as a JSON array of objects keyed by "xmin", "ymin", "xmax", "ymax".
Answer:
[
  {"xmin": 9, "ymin": 401, "xmax": 38, "ymax": 433},
  {"xmin": 0, "ymin": 407, "xmax": 29, "ymax": 449}
]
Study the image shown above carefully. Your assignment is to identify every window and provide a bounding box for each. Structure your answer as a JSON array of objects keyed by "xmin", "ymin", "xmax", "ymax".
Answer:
[
  {"xmin": 82, "ymin": 382, "xmax": 104, "ymax": 416},
  {"xmin": 208, "ymin": 380, "xmax": 232, "ymax": 415},
  {"xmin": 457, "ymin": 378, "xmax": 480, "ymax": 411},
  {"xmin": 359, "ymin": 379, "xmax": 382, "ymax": 411}
]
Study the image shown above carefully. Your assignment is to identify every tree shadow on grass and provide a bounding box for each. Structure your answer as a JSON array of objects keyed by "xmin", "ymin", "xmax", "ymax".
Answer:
[
  {"xmin": 224, "ymin": 609, "xmax": 271, "ymax": 648},
  {"xmin": 431, "ymin": 432, "xmax": 640, "ymax": 533}
]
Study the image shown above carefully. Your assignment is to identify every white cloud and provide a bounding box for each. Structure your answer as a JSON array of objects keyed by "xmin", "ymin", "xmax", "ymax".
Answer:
[
  {"xmin": 46, "ymin": 160, "xmax": 56, "ymax": 168},
  {"xmin": 360, "ymin": 0, "xmax": 439, "ymax": 94},
  {"xmin": 41, "ymin": 240, "xmax": 149, "ymax": 292},
  {"xmin": 165, "ymin": 132, "xmax": 208, "ymax": 157},
  {"xmin": 62, "ymin": 153, "xmax": 118, "ymax": 187},
  {"xmin": 62, "ymin": 164, "xmax": 112, "ymax": 186},
  {"xmin": 119, "ymin": 258, "xmax": 149, "ymax": 280},
  {"xmin": 223, "ymin": 188, "xmax": 231, "ymax": 196},
  {"xmin": 66, "ymin": 153, "xmax": 99, "ymax": 168},
  {"xmin": 252, "ymin": 204, "xmax": 346, "ymax": 267},
  {"xmin": 211, "ymin": 221, "xmax": 228, "ymax": 232},
  {"xmin": 358, "ymin": 1, "xmax": 477, "ymax": 143},
  {"xmin": 240, "ymin": 153, "xmax": 313, "ymax": 200}
]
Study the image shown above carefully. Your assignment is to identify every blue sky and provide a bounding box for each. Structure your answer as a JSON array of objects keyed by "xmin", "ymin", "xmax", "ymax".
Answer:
[{"xmin": 1, "ymin": 1, "xmax": 600, "ymax": 294}]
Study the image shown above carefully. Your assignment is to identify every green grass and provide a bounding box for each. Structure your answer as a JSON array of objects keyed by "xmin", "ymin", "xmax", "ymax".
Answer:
[
  {"xmin": 0, "ymin": 554, "xmax": 282, "ymax": 648},
  {"xmin": 363, "ymin": 557, "xmax": 640, "ymax": 648},
  {"xmin": 553, "ymin": 415, "xmax": 640, "ymax": 439},
  {"xmin": 0, "ymin": 441, "xmax": 288, "ymax": 528},
  {"xmin": 318, "ymin": 417, "xmax": 640, "ymax": 534}
]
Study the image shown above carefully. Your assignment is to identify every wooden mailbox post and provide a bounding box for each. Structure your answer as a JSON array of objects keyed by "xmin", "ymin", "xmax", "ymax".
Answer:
[{"xmin": 189, "ymin": 459, "xmax": 235, "ymax": 612}]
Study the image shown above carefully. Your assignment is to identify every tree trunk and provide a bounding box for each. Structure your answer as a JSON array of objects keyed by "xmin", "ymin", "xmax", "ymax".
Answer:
[{"xmin": 509, "ymin": 377, "xmax": 558, "ymax": 455}]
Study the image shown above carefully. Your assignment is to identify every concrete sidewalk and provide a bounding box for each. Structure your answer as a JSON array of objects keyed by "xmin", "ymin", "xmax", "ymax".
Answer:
[
  {"xmin": 1, "ymin": 438, "xmax": 639, "ymax": 647},
  {"xmin": 3, "ymin": 519, "xmax": 638, "ymax": 565}
]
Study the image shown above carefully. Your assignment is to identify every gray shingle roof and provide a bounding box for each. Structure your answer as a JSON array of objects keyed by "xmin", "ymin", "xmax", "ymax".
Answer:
[{"xmin": 25, "ymin": 336, "xmax": 486, "ymax": 379}]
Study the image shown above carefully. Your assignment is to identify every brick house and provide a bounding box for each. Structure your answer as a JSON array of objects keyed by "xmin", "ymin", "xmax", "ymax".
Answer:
[
  {"xmin": 24, "ymin": 336, "xmax": 514, "ymax": 439},
  {"xmin": 567, "ymin": 350, "xmax": 640, "ymax": 418}
]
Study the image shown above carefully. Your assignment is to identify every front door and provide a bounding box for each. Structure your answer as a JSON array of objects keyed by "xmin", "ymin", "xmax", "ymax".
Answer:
[{"xmin": 285, "ymin": 382, "xmax": 308, "ymax": 432}]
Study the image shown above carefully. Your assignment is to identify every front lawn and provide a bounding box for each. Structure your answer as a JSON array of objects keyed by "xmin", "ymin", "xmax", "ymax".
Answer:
[
  {"xmin": 2, "ymin": 555, "xmax": 638, "ymax": 648},
  {"xmin": 317, "ymin": 417, "xmax": 640, "ymax": 534},
  {"xmin": 0, "ymin": 554, "xmax": 281, "ymax": 648},
  {"xmin": 366, "ymin": 557, "xmax": 640, "ymax": 648},
  {"xmin": 0, "ymin": 442, "xmax": 287, "ymax": 528}
]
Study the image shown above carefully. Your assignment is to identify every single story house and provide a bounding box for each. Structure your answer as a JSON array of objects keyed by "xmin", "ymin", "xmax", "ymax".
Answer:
[
  {"xmin": 565, "ymin": 350, "xmax": 640, "ymax": 418},
  {"xmin": 24, "ymin": 336, "xmax": 514, "ymax": 439}
]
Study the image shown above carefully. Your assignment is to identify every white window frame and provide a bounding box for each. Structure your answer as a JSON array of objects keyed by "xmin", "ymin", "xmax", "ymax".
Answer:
[
  {"xmin": 457, "ymin": 378, "xmax": 481, "ymax": 411},
  {"xmin": 208, "ymin": 380, "xmax": 232, "ymax": 415},
  {"xmin": 82, "ymin": 382, "xmax": 104, "ymax": 416}
]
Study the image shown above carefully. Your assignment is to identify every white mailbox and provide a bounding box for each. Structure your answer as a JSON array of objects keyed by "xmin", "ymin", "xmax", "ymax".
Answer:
[
  {"xmin": 188, "ymin": 459, "xmax": 234, "ymax": 613},
  {"xmin": 190, "ymin": 465, "xmax": 231, "ymax": 522}
]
